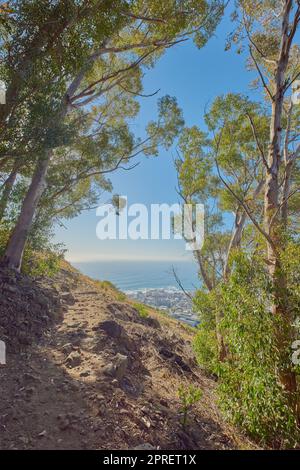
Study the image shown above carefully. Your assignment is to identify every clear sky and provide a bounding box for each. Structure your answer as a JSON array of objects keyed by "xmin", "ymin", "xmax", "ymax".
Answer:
[{"xmin": 54, "ymin": 7, "xmax": 259, "ymax": 263}]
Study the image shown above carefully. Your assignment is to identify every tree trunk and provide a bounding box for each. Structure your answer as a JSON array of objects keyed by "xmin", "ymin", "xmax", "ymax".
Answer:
[
  {"xmin": 194, "ymin": 249, "xmax": 213, "ymax": 291},
  {"xmin": 215, "ymin": 317, "xmax": 227, "ymax": 362},
  {"xmin": 281, "ymin": 160, "xmax": 293, "ymax": 226},
  {"xmin": 224, "ymin": 210, "xmax": 246, "ymax": 280},
  {"xmin": 224, "ymin": 180, "xmax": 264, "ymax": 279},
  {"xmin": 263, "ymin": 0, "xmax": 298, "ymax": 410},
  {"xmin": 2, "ymin": 151, "xmax": 51, "ymax": 270},
  {"xmin": 192, "ymin": 225, "xmax": 227, "ymax": 360},
  {"xmin": 264, "ymin": 0, "xmax": 292, "ymax": 275},
  {"xmin": 0, "ymin": 57, "xmax": 90, "ymax": 271},
  {"xmin": 0, "ymin": 164, "xmax": 18, "ymax": 221}
]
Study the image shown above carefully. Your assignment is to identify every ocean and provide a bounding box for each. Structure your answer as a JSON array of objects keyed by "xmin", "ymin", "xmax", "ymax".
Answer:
[
  {"xmin": 72, "ymin": 260, "xmax": 200, "ymax": 326},
  {"xmin": 72, "ymin": 260, "xmax": 199, "ymax": 291}
]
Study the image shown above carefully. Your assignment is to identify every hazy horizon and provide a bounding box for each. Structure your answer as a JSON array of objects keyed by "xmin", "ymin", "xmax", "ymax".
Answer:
[{"xmin": 72, "ymin": 258, "xmax": 199, "ymax": 291}]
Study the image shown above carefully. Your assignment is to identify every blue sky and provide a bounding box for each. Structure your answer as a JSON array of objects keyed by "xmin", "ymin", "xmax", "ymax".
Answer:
[{"xmin": 55, "ymin": 8, "xmax": 259, "ymax": 263}]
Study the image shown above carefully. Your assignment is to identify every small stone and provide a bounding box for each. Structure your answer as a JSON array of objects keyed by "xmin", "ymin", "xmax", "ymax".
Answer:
[
  {"xmin": 3, "ymin": 284, "xmax": 18, "ymax": 294},
  {"xmin": 19, "ymin": 436, "xmax": 30, "ymax": 445},
  {"xmin": 97, "ymin": 320, "xmax": 123, "ymax": 338},
  {"xmin": 37, "ymin": 294, "xmax": 49, "ymax": 307},
  {"xmin": 61, "ymin": 292, "xmax": 75, "ymax": 305},
  {"xmin": 98, "ymin": 403, "xmax": 107, "ymax": 416},
  {"xmin": 96, "ymin": 393, "xmax": 105, "ymax": 401},
  {"xmin": 102, "ymin": 362, "xmax": 115, "ymax": 377},
  {"xmin": 144, "ymin": 317, "xmax": 161, "ymax": 329},
  {"xmin": 134, "ymin": 443, "xmax": 155, "ymax": 450},
  {"xmin": 23, "ymin": 372, "xmax": 41, "ymax": 384},
  {"xmin": 102, "ymin": 353, "xmax": 128, "ymax": 381},
  {"xmin": 65, "ymin": 351, "xmax": 81, "ymax": 368},
  {"xmin": 159, "ymin": 398, "xmax": 169, "ymax": 408},
  {"xmin": 57, "ymin": 415, "xmax": 71, "ymax": 430},
  {"xmin": 141, "ymin": 417, "xmax": 151, "ymax": 429},
  {"xmin": 80, "ymin": 370, "xmax": 90, "ymax": 377},
  {"xmin": 61, "ymin": 343, "xmax": 73, "ymax": 354}
]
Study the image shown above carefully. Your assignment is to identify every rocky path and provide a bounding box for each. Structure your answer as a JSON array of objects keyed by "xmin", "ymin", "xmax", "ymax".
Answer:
[{"xmin": 0, "ymin": 267, "xmax": 248, "ymax": 450}]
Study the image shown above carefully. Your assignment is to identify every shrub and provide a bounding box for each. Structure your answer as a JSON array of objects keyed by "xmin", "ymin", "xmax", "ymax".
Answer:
[
  {"xmin": 193, "ymin": 249, "xmax": 300, "ymax": 448},
  {"xmin": 0, "ymin": 224, "xmax": 63, "ymax": 277},
  {"xmin": 116, "ymin": 291, "xmax": 127, "ymax": 301},
  {"xmin": 133, "ymin": 302, "xmax": 149, "ymax": 318},
  {"xmin": 193, "ymin": 289, "xmax": 219, "ymax": 373},
  {"xmin": 22, "ymin": 248, "xmax": 62, "ymax": 277},
  {"xmin": 193, "ymin": 326, "xmax": 219, "ymax": 373},
  {"xmin": 178, "ymin": 384, "xmax": 202, "ymax": 428}
]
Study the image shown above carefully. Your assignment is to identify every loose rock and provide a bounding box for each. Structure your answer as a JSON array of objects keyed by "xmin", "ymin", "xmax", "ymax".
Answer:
[
  {"xmin": 102, "ymin": 353, "xmax": 128, "ymax": 381},
  {"xmin": 65, "ymin": 351, "xmax": 82, "ymax": 368}
]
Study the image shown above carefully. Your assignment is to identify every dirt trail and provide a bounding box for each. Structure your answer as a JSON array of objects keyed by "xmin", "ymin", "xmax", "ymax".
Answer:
[{"xmin": 0, "ymin": 266, "xmax": 249, "ymax": 450}]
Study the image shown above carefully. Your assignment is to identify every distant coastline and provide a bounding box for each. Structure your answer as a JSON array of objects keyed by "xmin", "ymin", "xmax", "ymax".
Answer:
[
  {"xmin": 72, "ymin": 259, "xmax": 200, "ymax": 326},
  {"xmin": 72, "ymin": 259, "xmax": 199, "ymax": 291}
]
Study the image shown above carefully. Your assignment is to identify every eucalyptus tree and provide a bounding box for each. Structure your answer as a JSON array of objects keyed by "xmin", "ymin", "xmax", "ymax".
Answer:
[
  {"xmin": 222, "ymin": 0, "xmax": 300, "ymax": 408},
  {"xmin": 175, "ymin": 126, "xmax": 226, "ymax": 292},
  {"xmin": 206, "ymin": 94, "xmax": 271, "ymax": 276},
  {"xmin": 34, "ymin": 94, "xmax": 184, "ymax": 242},
  {"xmin": 175, "ymin": 94, "xmax": 269, "ymax": 360},
  {"xmin": 0, "ymin": 0, "xmax": 225, "ymax": 270},
  {"xmin": 230, "ymin": 0, "xmax": 300, "ymax": 275},
  {"xmin": 176, "ymin": 93, "xmax": 269, "ymax": 286}
]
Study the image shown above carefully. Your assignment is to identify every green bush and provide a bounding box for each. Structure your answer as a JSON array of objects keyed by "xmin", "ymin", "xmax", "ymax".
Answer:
[
  {"xmin": 116, "ymin": 291, "xmax": 127, "ymax": 301},
  {"xmin": 193, "ymin": 325, "xmax": 219, "ymax": 373},
  {"xmin": 133, "ymin": 302, "xmax": 149, "ymax": 318},
  {"xmin": 193, "ymin": 288, "xmax": 220, "ymax": 374},
  {"xmin": 22, "ymin": 248, "xmax": 62, "ymax": 277},
  {"xmin": 178, "ymin": 384, "xmax": 202, "ymax": 428},
  {"xmin": 0, "ymin": 223, "xmax": 63, "ymax": 277},
  {"xmin": 193, "ymin": 248, "xmax": 300, "ymax": 448}
]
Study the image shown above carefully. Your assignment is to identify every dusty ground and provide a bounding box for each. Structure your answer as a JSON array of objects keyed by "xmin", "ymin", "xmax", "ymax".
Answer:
[{"xmin": 0, "ymin": 264, "xmax": 253, "ymax": 450}]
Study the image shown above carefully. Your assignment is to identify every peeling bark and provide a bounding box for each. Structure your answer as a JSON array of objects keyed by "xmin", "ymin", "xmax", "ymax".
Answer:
[
  {"xmin": 263, "ymin": 0, "xmax": 299, "ymax": 409},
  {"xmin": 194, "ymin": 250, "xmax": 214, "ymax": 292}
]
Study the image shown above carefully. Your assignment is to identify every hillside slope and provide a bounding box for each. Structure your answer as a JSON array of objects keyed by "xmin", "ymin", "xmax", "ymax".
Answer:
[{"xmin": 0, "ymin": 263, "xmax": 253, "ymax": 450}]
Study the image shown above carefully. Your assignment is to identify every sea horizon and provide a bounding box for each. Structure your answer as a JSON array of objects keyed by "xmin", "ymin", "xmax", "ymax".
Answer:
[{"xmin": 72, "ymin": 259, "xmax": 199, "ymax": 292}]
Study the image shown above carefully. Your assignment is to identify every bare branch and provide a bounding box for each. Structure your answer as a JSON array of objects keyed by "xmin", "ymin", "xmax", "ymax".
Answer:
[
  {"xmin": 171, "ymin": 266, "xmax": 194, "ymax": 300},
  {"xmin": 284, "ymin": 70, "xmax": 300, "ymax": 92},
  {"xmin": 245, "ymin": 111, "xmax": 269, "ymax": 169},
  {"xmin": 215, "ymin": 157, "xmax": 276, "ymax": 250},
  {"xmin": 71, "ymin": 47, "xmax": 161, "ymax": 104},
  {"xmin": 270, "ymin": 187, "xmax": 300, "ymax": 227},
  {"xmin": 118, "ymin": 83, "xmax": 160, "ymax": 98},
  {"xmin": 249, "ymin": 46, "xmax": 274, "ymax": 101},
  {"xmin": 121, "ymin": 11, "xmax": 167, "ymax": 24},
  {"xmin": 242, "ymin": 12, "xmax": 277, "ymax": 65},
  {"xmin": 284, "ymin": 4, "xmax": 300, "ymax": 56}
]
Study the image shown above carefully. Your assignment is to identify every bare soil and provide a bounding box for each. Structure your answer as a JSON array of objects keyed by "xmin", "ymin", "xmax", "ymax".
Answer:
[{"xmin": 0, "ymin": 263, "xmax": 253, "ymax": 450}]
